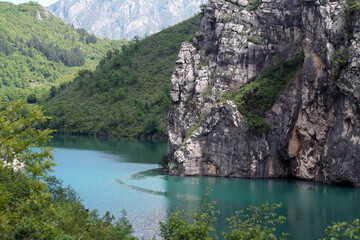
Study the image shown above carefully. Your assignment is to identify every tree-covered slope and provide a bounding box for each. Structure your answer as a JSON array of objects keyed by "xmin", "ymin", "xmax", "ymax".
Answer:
[
  {"xmin": 45, "ymin": 14, "xmax": 202, "ymax": 138},
  {"xmin": 0, "ymin": 2, "xmax": 126, "ymax": 102}
]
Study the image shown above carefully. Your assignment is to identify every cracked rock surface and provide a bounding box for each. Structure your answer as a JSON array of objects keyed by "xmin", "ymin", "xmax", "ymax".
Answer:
[{"xmin": 167, "ymin": 0, "xmax": 360, "ymax": 187}]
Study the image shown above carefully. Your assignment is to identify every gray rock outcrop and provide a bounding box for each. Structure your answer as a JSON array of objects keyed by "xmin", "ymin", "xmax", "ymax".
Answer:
[
  {"xmin": 47, "ymin": 0, "xmax": 207, "ymax": 40},
  {"xmin": 167, "ymin": 0, "xmax": 360, "ymax": 187}
]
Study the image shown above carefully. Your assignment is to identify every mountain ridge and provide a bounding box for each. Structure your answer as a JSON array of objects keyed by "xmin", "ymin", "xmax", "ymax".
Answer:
[{"xmin": 47, "ymin": 0, "xmax": 207, "ymax": 40}]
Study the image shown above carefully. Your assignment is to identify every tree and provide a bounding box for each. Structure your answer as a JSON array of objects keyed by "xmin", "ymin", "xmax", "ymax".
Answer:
[
  {"xmin": 50, "ymin": 85, "xmax": 57, "ymax": 98},
  {"xmin": 222, "ymin": 203, "xmax": 288, "ymax": 240},
  {"xmin": 200, "ymin": 4, "xmax": 207, "ymax": 15},
  {"xmin": 86, "ymin": 34, "xmax": 97, "ymax": 44},
  {"xmin": 26, "ymin": 93, "xmax": 38, "ymax": 103},
  {"xmin": 0, "ymin": 100, "xmax": 139, "ymax": 239},
  {"xmin": 143, "ymin": 117, "xmax": 159, "ymax": 136},
  {"xmin": 0, "ymin": 100, "xmax": 57, "ymax": 239},
  {"xmin": 28, "ymin": 48, "xmax": 34, "ymax": 58},
  {"xmin": 322, "ymin": 219, "xmax": 360, "ymax": 240},
  {"xmin": 77, "ymin": 28, "xmax": 87, "ymax": 42},
  {"xmin": 159, "ymin": 188, "xmax": 219, "ymax": 240}
]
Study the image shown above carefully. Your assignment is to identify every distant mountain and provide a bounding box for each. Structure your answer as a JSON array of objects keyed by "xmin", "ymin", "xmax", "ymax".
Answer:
[
  {"xmin": 0, "ymin": 2, "xmax": 125, "ymax": 102},
  {"xmin": 47, "ymin": 0, "xmax": 207, "ymax": 40}
]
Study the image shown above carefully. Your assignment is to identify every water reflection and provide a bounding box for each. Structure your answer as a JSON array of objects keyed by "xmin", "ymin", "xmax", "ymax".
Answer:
[{"xmin": 49, "ymin": 134, "xmax": 166, "ymax": 164}]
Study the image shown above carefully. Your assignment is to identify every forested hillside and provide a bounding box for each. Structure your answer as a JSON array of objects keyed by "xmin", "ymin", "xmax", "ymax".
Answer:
[
  {"xmin": 0, "ymin": 2, "xmax": 126, "ymax": 102},
  {"xmin": 45, "ymin": 14, "xmax": 202, "ymax": 138}
]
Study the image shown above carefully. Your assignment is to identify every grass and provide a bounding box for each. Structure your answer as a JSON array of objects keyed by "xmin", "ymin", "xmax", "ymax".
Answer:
[
  {"xmin": 178, "ymin": 112, "xmax": 205, "ymax": 151},
  {"xmin": 248, "ymin": 0, "xmax": 262, "ymax": 11}
]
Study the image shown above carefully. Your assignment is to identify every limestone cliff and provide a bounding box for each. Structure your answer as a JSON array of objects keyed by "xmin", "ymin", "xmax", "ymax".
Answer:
[
  {"xmin": 167, "ymin": 0, "xmax": 360, "ymax": 187},
  {"xmin": 48, "ymin": 0, "xmax": 207, "ymax": 40}
]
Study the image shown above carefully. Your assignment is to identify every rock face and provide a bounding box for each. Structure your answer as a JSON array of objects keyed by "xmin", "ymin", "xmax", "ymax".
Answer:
[
  {"xmin": 35, "ymin": 6, "xmax": 51, "ymax": 21},
  {"xmin": 167, "ymin": 0, "xmax": 360, "ymax": 187},
  {"xmin": 47, "ymin": 0, "xmax": 207, "ymax": 40}
]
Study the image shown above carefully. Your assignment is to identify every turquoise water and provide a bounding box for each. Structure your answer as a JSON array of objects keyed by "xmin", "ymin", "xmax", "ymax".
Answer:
[{"xmin": 49, "ymin": 134, "xmax": 360, "ymax": 239}]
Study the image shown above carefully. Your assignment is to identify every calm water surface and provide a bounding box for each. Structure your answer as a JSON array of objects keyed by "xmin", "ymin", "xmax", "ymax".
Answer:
[{"xmin": 49, "ymin": 134, "xmax": 360, "ymax": 240}]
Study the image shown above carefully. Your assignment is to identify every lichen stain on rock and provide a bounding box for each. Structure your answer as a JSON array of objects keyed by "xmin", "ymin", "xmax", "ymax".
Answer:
[
  {"xmin": 288, "ymin": 128, "xmax": 300, "ymax": 158},
  {"xmin": 205, "ymin": 162, "xmax": 217, "ymax": 175}
]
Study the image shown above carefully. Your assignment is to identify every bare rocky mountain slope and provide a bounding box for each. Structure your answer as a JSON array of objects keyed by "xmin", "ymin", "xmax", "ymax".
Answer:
[
  {"xmin": 48, "ymin": 0, "xmax": 207, "ymax": 40},
  {"xmin": 167, "ymin": 0, "xmax": 360, "ymax": 187}
]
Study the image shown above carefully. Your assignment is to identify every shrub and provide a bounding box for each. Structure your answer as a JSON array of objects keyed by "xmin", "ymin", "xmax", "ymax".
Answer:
[
  {"xmin": 143, "ymin": 117, "xmax": 160, "ymax": 137},
  {"xmin": 159, "ymin": 155, "xmax": 170, "ymax": 169},
  {"xmin": 330, "ymin": 48, "xmax": 350, "ymax": 81},
  {"xmin": 244, "ymin": 114, "xmax": 270, "ymax": 134},
  {"xmin": 107, "ymin": 210, "xmax": 138, "ymax": 240},
  {"xmin": 247, "ymin": 35, "xmax": 263, "ymax": 45},
  {"xmin": 205, "ymin": 45, "xmax": 218, "ymax": 55},
  {"xmin": 198, "ymin": 59, "xmax": 208, "ymax": 69},
  {"xmin": 201, "ymin": 85, "xmax": 213, "ymax": 97},
  {"xmin": 200, "ymin": 4, "xmax": 207, "ymax": 15},
  {"xmin": 248, "ymin": 0, "xmax": 262, "ymax": 11},
  {"xmin": 322, "ymin": 219, "xmax": 360, "ymax": 240},
  {"xmin": 331, "ymin": 48, "xmax": 350, "ymax": 69},
  {"xmin": 223, "ymin": 13, "xmax": 234, "ymax": 23},
  {"xmin": 159, "ymin": 188, "xmax": 218, "ymax": 240},
  {"xmin": 222, "ymin": 203, "xmax": 288, "ymax": 240},
  {"xmin": 86, "ymin": 34, "xmax": 97, "ymax": 44},
  {"xmin": 26, "ymin": 93, "xmax": 38, "ymax": 103},
  {"xmin": 160, "ymin": 189, "xmax": 289, "ymax": 240},
  {"xmin": 49, "ymin": 85, "xmax": 57, "ymax": 98}
]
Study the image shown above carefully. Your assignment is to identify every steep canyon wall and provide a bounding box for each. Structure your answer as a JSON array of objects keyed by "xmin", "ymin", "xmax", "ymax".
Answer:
[{"xmin": 167, "ymin": 0, "xmax": 360, "ymax": 186}]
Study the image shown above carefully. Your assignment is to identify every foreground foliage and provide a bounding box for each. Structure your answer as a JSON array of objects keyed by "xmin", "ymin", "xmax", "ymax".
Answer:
[
  {"xmin": 0, "ymin": 101, "xmax": 137, "ymax": 239},
  {"xmin": 159, "ymin": 190, "xmax": 288, "ymax": 240},
  {"xmin": 0, "ymin": 100, "xmax": 56, "ymax": 238},
  {"xmin": 223, "ymin": 204, "xmax": 288, "ymax": 240},
  {"xmin": 322, "ymin": 219, "xmax": 360, "ymax": 240},
  {"xmin": 45, "ymin": 14, "xmax": 202, "ymax": 138},
  {"xmin": 160, "ymin": 188, "xmax": 219, "ymax": 240}
]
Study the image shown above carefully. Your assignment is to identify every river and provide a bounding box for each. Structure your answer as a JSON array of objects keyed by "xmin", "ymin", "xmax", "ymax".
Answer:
[{"xmin": 48, "ymin": 134, "xmax": 360, "ymax": 240}]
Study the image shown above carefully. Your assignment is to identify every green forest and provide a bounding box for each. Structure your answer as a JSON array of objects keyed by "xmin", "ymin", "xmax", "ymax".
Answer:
[
  {"xmin": 0, "ymin": 2, "xmax": 126, "ymax": 103},
  {"xmin": 44, "ymin": 14, "xmax": 202, "ymax": 138},
  {"xmin": 0, "ymin": 1, "xmax": 201, "ymax": 139}
]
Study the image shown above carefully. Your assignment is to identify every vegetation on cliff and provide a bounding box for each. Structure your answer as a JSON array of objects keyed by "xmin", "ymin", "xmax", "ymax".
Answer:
[
  {"xmin": 44, "ymin": 14, "xmax": 202, "ymax": 138},
  {"xmin": 0, "ymin": 2, "xmax": 125, "ymax": 103},
  {"xmin": 229, "ymin": 54, "xmax": 304, "ymax": 133}
]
